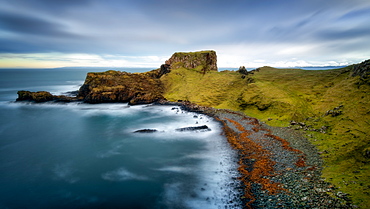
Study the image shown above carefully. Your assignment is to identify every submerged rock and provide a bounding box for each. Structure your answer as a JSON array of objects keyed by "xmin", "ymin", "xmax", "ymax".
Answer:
[
  {"xmin": 133, "ymin": 129, "xmax": 158, "ymax": 133},
  {"xmin": 175, "ymin": 125, "xmax": 211, "ymax": 132}
]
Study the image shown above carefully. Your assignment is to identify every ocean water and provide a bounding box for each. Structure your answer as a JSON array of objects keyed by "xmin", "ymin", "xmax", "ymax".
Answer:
[{"xmin": 0, "ymin": 68, "xmax": 240, "ymax": 209}]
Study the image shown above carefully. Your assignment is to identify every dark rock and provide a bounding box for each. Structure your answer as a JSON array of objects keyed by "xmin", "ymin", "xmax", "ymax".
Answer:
[
  {"xmin": 298, "ymin": 122, "xmax": 306, "ymax": 126},
  {"xmin": 157, "ymin": 64, "xmax": 171, "ymax": 78},
  {"xmin": 64, "ymin": 90, "xmax": 79, "ymax": 97},
  {"xmin": 325, "ymin": 105, "xmax": 343, "ymax": 117},
  {"xmin": 237, "ymin": 66, "xmax": 248, "ymax": 75},
  {"xmin": 175, "ymin": 125, "xmax": 211, "ymax": 132},
  {"xmin": 352, "ymin": 59, "xmax": 370, "ymax": 79},
  {"xmin": 133, "ymin": 129, "xmax": 158, "ymax": 133},
  {"xmin": 290, "ymin": 120, "xmax": 297, "ymax": 125}
]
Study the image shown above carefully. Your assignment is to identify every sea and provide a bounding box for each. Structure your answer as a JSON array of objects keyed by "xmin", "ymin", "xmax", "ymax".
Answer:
[{"xmin": 0, "ymin": 68, "xmax": 241, "ymax": 209}]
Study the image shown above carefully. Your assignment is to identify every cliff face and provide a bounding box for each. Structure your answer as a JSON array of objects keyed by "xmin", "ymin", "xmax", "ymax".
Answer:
[
  {"xmin": 165, "ymin": 50, "xmax": 217, "ymax": 74},
  {"xmin": 15, "ymin": 50, "xmax": 217, "ymax": 104},
  {"xmin": 78, "ymin": 70, "xmax": 164, "ymax": 104}
]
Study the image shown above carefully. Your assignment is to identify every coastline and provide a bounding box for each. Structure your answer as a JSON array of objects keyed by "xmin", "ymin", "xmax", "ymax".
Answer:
[{"xmin": 156, "ymin": 100, "xmax": 354, "ymax": 208}]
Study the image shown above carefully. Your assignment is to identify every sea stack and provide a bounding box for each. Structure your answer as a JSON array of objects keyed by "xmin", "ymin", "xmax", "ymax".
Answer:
[{"xmin": 165, "ymin": 50, "xmax": 217, "ymax": 74}]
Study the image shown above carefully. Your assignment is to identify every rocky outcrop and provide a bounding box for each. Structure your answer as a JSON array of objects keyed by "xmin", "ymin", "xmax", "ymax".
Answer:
[
  {"xmin": 78, "ymin": 70, "xmax": 164, "ymax": 105},
  {"xmin": 237, "ymin": 66, "xmax": 248, "ymax": 75},
  {"xmin": 16, "ymin": 91, "xmax": 77, "ymax": 103},
  {"xmin": 165, "ymin": 50, "xmax": 217, "ymax": 74},
  {"xmin": 17, "ymin": 91, "xmax": 53, "ymax": 102},
  {"xmin": 352, "ymin": 59, "xmax": 370, "ymax": 79}
]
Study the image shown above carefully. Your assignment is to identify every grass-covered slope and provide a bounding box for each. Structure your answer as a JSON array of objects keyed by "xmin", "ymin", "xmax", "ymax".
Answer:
[{"xmin": 161, "ymin": 65, "xmax": 370, "ymax": 207}]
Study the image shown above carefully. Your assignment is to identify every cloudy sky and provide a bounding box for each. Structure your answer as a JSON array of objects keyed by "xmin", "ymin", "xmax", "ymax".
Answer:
[{"xmin": 1, "ymin": 0, "xmax": 370, "ymax": 68}]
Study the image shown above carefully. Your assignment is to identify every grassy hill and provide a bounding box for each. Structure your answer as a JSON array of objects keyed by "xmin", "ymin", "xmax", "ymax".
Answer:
[{"xmin": 161, "ymin": 65, "xmax": 370, "ymax": 207}]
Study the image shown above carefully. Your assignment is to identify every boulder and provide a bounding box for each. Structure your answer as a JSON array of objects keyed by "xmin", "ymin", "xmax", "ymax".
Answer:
[
  {"xmin": 237, "ymin": 66, "xmax": 248, "ymax": 75},
  {"xmin": 133, "ymin": 129, "xmax": 158, "ymax": 133},
  {"xmin": 175, "ymin": 125, "xmax": 211, "ymax": 132}
]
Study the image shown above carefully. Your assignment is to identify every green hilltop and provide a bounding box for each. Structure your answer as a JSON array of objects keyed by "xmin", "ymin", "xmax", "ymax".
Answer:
[{"xmin": 160, "ymin": 55, "xmax": 370, "ymax": 208}]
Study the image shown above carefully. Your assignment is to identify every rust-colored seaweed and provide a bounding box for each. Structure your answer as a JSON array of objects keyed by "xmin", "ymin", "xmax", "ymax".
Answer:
[
  {"xmin": 264, "ymin": 133, "xmax": 302, "ymax": 153},
  {"xmin": 220, "ymin": 118, "xmax": 285, "ymax": 208}
]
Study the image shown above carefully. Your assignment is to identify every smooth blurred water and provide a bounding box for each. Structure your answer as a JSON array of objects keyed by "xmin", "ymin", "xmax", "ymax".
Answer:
[{"xmin": 0, "ymin": 68, "xmax": 240, "ymax": 209}]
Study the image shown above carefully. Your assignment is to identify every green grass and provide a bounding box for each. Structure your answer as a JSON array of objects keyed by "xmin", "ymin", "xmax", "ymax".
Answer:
[{"xmin": 161, "ymin": 66, "xmax": 370, "ymax": 208}]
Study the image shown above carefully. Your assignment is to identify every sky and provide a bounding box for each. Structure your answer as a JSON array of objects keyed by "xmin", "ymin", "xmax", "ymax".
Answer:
[{"xmin": 0, "ymin": 0, "xmax": 370, "ymax": 68}]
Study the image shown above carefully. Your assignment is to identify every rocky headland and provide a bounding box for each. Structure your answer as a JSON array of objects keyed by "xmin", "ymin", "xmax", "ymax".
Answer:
[{"xmin": 16, "ymin": 51, "xmax": 370, "ymax": 208}]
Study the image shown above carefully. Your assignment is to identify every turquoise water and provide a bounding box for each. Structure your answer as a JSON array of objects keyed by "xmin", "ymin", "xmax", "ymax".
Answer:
[{"xmin": 0, "ymin": 68, "xmax": 240, "ymax": 209}]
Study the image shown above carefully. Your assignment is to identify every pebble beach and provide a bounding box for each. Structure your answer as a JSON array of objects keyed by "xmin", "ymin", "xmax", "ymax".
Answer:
[{"xmin": 161, "ymin": 100, "xmax": 355, "ymax": 208}]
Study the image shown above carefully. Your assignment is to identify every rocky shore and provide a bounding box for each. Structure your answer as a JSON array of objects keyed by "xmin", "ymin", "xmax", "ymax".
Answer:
[
  {"xmin": 15, "ymin": 91, "xmax": 356, "ymax": 208},
  {"xmin": 156, "ymin": 100, "xmax": 355, "ymax": 208}
]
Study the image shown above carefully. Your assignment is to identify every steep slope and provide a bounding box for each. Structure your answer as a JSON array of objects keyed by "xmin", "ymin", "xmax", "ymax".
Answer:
[{"xmin": 77, "ymin": 70, "xmax": 164, "ymax": 104}]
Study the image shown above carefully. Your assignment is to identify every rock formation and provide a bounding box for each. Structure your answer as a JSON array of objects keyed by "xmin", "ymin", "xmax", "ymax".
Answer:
[
  {"xmin": 352, "ymin": 59, "xmax": 370, "ymax": 79},
  {"xmin": 16, "ymin": 91, "xmax": 77, "ymax": 103},
  {"xmin": 78, "ymin": 70, "xmax": 164, "ymax": 105},
  {"xmin": 237, "ymin": 66, "xmax": 248, "ymax": 75},
  {"xmin": 165, "ymin": 50, "xmax": 217, "ymax": 74}
]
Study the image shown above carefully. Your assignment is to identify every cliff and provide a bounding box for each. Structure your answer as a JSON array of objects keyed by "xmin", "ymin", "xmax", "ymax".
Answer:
[
  {"xmin": 165, "ymin": 50, "xmax": 217, "ymax": 74},
  {"xmin": 78, "ymin": 70, "xmax": 164, "ymax": 105},
  {"xmin": 16, "ymin": 50, "xmax": 218, "ymax": 104}
]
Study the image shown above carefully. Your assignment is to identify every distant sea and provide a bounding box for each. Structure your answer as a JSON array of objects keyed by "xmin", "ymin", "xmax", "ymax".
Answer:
[
  {"xmin": 219, "ymin": 66, "xmax": 347, "ymax": 71},
  {"xmin": 0, "ymin": 68, "xmax": 240, "ymax": 209}
]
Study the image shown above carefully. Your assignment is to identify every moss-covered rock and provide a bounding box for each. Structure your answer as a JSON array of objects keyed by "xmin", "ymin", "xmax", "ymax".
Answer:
[
  {"xmin": 17, "ymin": 91, "xmax": 54, "ymax": 102},
  {"xmin": 165, "ymin": 50, "xmax": 217, "ymax": 74},
  {"xmin": 78, "ymin": 70, "xmax": 164, "ymax": 104},
  {"xmin": 16, "ymin": 90, "xmax": 78, "ymax": 103}
]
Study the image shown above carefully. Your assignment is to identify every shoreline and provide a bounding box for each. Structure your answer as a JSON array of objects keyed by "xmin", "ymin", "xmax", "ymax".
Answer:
[{"xmin": 155, "ymin": 100, "xmax": 354, "ymax": 208}]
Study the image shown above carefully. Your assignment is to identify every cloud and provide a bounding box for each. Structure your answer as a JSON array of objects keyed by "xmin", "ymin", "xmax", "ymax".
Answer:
[
  {"xmin": 0, "ymin": 12, "xmax": 83, "ymax": 39},
  {"xmin": 317, "ymin": 26, "xmax": 370, "ymax": 41},
  {"xmin": 0, "ymin": 0, "xmax": 370, "ymax": 67}
]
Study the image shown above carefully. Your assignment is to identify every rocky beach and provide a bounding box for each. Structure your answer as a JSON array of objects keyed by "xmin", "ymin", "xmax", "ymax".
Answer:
[{"xmin": 156, "ymin": 100, "xmax": 354, "ymax": 208}]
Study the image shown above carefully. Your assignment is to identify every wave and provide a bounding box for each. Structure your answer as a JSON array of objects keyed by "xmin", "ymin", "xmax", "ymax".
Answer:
[
  {"xmin": 52, "ymin": 163, "xmax": 80, "ymax": 184},
  {"xmin": 101, "ymin": 167, "xmax": 149, "ymax": 181}
]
